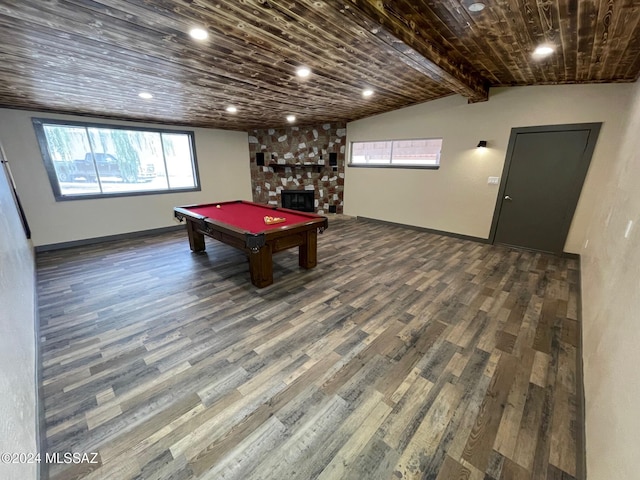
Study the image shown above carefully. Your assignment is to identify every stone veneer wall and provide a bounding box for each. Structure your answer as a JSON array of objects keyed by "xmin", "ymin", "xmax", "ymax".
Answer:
[{"xmin": 248, "ymin": 122, "xmax": 346, "ymax": 214}]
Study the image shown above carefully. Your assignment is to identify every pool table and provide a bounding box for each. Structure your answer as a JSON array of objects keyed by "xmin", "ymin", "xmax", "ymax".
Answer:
[{"xmin": 174, "ymin": 200, "xmax": 329, "ymax": 288}]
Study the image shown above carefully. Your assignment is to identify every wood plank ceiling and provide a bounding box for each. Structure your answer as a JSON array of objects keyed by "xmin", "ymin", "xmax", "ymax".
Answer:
[{"xmin": 0, "ymin": 0, "xmax": 638, "ymax": 131}]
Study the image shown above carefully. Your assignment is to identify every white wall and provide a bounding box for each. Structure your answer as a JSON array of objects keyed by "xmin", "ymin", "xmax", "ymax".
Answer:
[
  {"xmin": 0, "ymin": 109, "xmax": 252, "ymax": 247},
  {"xmin": 579, "ymin": 80, "xmax": 640, "ymax": 479},
  {"xmin": 0, "ymin": 146, "xmax": 38, "ymax": 480},
  {"xmin": 344, "ymin": 84, "xmax": 634, "ymax": 253}
]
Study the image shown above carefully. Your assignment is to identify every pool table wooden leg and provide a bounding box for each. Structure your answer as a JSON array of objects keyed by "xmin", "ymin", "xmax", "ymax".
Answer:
[
  {"xmin": 186, "ymin": 220, "xmax": 206, "ymax": 252},
  {"xmin": 249, "ymin": 245, "xmax": 273, "ymax": 288},
  {"xmin": 298, "ymin": 230, "xmax": 318, "ymax": 269}
]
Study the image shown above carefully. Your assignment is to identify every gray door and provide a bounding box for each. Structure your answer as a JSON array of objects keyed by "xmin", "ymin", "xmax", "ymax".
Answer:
[{"xmin": 490, "ymin": 123, "xmax": 601, "ymax": 254}]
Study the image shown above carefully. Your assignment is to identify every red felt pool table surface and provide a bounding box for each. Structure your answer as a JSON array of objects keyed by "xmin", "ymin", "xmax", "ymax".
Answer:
[{"xmin": 184, "ymin": 201, "xmax": 317, "ymax": 233}]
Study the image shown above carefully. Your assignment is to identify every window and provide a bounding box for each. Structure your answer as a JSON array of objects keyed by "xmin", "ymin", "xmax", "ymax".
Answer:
[
  {"xmin": 349, "ymin": 138, "xmax": 442, "ymax": 168},
  {"xmin": 33, "ymin": 118, "xmax": 200, "ymax": 200}
]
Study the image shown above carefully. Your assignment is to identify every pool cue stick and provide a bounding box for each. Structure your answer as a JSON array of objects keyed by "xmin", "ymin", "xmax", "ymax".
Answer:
[{"xmin": 0, "ymin": 142, "xmax": 31, "ymax": 239}]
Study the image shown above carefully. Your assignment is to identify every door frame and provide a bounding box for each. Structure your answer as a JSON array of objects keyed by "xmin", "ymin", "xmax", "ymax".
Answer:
[{"xmin": 488, "ymin": 122, "xmax": 602, "ymax": 252}]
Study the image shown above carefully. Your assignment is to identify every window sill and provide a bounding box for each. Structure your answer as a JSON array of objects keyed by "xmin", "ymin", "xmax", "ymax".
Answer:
[
  {"xmin": 347, "ymin": 164, "xmax": 440, "ymax": 170},
  {"xmin": 53, "ymin": 186, "xmax": 201, "ymax": 201}
]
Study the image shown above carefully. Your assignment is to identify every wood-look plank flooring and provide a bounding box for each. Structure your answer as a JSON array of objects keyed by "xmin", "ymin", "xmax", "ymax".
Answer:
[{"xmin": 36, "ymin": 218, "xmax": 582, "ymax": 480}]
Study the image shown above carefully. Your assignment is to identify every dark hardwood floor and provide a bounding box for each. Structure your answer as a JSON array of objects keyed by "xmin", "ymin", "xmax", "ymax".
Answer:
[{"xmin": 36, "ymin": 218, "xmax": 582, "ymax": 480}]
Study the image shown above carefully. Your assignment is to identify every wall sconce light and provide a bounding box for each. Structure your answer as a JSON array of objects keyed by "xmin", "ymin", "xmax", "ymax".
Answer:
[{"xmin": 477, "ymin": 140, "xmax": 487, "ymax": 148}]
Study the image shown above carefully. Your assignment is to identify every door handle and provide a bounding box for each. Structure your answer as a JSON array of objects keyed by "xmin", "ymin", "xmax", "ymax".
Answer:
[{"xmin": 504, "ymin": 195, "xmax": 512, "ymax": 201}]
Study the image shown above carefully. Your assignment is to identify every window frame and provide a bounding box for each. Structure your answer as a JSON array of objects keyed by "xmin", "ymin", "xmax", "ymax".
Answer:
[
  {"xmin": 348, "ymin": 137, "xmax": 442, "ymax": 170},
  {"xmin": 32, "ymin": 117, "xmax": 202, "ymax": 201}
]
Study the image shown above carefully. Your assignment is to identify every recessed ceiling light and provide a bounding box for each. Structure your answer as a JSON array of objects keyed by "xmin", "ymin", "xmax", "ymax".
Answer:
[
  {"xmin": 362, "ymin": 89, "xmax": 374, "ymax": 98},
  {"xmin": 533, "ymin": 45, "xmax": 554, "ymax": 57},
  {"xmin": 286, "ymin": 115, "xmax": 296, "ymax": 123},
  {"xmin": 226, "ymin": 106, "xmax": 238, "ymax": 113},
  {"xmin": 189, "ymin": 28, "xmax": 208, "ymax": 40},
  {"xmin": 468, "ymin": 2, "xmax": 486, "ymax": 12},
  {"xmin": 138, "ymin": 92, "xmax": 153, "ymax": 99},
  {"xmin": 296, "ymin": 67, "xmax": 311, "ymax": 78}
]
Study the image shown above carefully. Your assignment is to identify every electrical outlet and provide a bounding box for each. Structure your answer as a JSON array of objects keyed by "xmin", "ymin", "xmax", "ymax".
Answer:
[{"xmin": 487, "ymin": 176, "xmax": 500, "ymax": 185}]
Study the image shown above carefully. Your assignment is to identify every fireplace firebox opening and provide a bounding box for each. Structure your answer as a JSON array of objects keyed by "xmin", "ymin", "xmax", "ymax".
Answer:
[{"xmin": 281, "ymin": 190, "xmax": 315, "ymax": 212}]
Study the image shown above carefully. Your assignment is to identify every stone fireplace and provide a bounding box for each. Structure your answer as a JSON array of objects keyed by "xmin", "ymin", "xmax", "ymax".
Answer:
[{"xmin": 248, "ymin": 122, "xmax": 346, "ymax": 214}]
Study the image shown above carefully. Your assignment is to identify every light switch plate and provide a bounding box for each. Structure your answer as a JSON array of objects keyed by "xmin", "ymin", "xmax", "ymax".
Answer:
[{"xmin": 488, "ymin": 176, "xmax": 500, "ymax": 185}]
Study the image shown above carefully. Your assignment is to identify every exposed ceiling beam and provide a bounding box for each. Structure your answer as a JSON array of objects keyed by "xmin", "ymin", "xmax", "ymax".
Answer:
[{"xmin": 335, "ymin": 0, "xmax": 490, "ymax": 103}]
